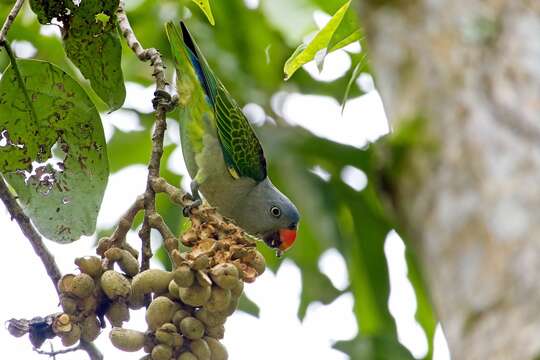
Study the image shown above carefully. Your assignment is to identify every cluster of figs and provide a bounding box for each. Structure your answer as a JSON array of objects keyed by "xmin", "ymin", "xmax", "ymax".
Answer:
[{"xmin": 54, "ymin": 206, "xmax": 266, "ymax": 360}]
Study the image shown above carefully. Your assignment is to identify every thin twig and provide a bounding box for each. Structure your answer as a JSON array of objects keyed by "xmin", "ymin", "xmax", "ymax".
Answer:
[
  {"xmin": 116, "ymin": 0, "xmax": 170, "ymax": 274},
  {"xmin": 147, "ymin": 213, "xmax": 179, "ymax": 264},
  {"xmin": 96, "ymin": 195, "xmax": 144, "ymax": 260},
  {"xmin": 150, "ymin": 177, "xmax": 189, "ymax": 206},
  {"xmin": 0, "ymin": 0, "xmax": 25, "ymax": 44},
  {"xmin": 109, "ymin": 195, "xmax": 144, "ymax": 248},
  {"xmin": 0, "ymin": 177, "xmax": 62, "ymax": 292},
  {"xmin": 34, "ymin": 344, "xmax": 80, "ymax": 357}
]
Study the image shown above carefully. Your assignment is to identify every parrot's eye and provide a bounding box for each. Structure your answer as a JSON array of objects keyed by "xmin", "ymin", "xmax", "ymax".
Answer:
[{"xmin": 270, "ymin": 206, "xmax": 281, "ymax": 218}]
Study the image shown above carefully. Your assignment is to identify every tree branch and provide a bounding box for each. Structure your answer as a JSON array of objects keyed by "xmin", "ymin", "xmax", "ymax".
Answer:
[
  {"xmin": 0, "ymin": 177, "xmax": 62, "ymax": 292},
  {"xmin": 116, "ymin": 0, "xmax": 171, "ymax": 274},
  {"xmin": 79, "ymin": 340, "xmax": 103, "ymax": 360},
  {"xmin": 0, "ymin": 0, "xmax": 25, "ymax": 44}
]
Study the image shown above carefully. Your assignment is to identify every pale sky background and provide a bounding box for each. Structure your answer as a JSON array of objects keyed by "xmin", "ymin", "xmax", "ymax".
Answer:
[{"xmin": 0, "ymin": 4, "xmax": 452, "ymax": 360}]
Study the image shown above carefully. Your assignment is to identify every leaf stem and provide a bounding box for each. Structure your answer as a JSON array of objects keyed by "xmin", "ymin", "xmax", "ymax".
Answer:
[{"xmin": 0, "ymin": 0, "xmax": 25, "ymax": 44}]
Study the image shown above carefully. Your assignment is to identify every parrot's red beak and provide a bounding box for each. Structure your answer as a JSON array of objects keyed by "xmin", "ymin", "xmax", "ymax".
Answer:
[{"xmin": 278, "ymin": 228, "xmax": 297, "ymax": 252}]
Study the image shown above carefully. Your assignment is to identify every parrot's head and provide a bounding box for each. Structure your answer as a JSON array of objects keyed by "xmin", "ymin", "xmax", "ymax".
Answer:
[{"xmin": 237, "ymin": 178, "xmax": 300, "ymax": 254}]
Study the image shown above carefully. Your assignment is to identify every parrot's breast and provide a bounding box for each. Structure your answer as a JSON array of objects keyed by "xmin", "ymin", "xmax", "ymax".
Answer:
[{"xmin": 189, "ymin": 132, "xmax": 258, "ymax": 220}]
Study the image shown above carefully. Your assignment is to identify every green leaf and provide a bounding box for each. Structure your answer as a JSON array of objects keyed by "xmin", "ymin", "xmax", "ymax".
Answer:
[
  {"xmin": 405, "ymin": 245, "xmax": 437, "ymax": 359},
  {"xmin": 191, "ymin": 0, "xmax": 215, "ymax": 25},
  {"xmin": 299, "ymin": 268, "xmax": 341, "ymax": 319},
  {"xmin": 28, "ymin": 0, "xmax": 126, "ymax": 110},
  {"xmin": 238, "ymin": 293, "xmax": 260, "ymax": 317},
  {"xmin": 327, "ymin": 5, "xmax": 362, "ymax": 52},
  {"xmin": 63, "ymin": 0, "xmax": 125, "ymax": 110},
  {"xmin": 341, "ymin": 56, "xmax": 366, "ymax": 113},
  {"xmin": 283, "ymin": 0, "xmax": 351, "ymax": 80},
  {"xmin": 0, "ymin": 59, "xmax": 109, "ymax": 243},
  {"xmin": 29, "ymin": 0, "xmax": 69, "ymax": 24},
  {"xmin": 334, "ymin": 335, "xmax": 415, "ymax": 360},
  {"xmin": 107, "ymin": 127, "xmax": 152, "ymax": 173}
]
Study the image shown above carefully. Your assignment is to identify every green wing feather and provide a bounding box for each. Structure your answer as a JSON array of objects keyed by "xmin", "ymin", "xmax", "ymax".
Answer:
[{"xmin": 169, "ymin": 22, "xmax": 267, "ymax": 182}]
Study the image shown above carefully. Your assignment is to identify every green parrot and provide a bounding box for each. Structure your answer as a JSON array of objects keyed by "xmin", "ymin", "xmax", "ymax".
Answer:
[{"xmin": 165, "ymin": 21, "xmax": 300, "ymax": 253}]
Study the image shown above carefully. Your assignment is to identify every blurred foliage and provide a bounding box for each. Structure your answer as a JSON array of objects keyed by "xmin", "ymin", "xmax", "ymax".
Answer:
[{"xmin": 0, "ymin": 0, "xmax": 437, "ymax": 358}]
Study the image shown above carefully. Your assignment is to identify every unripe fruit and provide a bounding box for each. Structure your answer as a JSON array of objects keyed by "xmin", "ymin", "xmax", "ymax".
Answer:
[
  {"xmin": 195, "ymin": 308, "xmax": 226, "ymax": 328},
  {"xmin": 101, "ymin": 270, "xmax": 131, "ymax": 300},
  {"xmin": 60, "ymin": 324, "xmax": 81, "ymax": 347},
  {"xmin": 178, "ymin": 352, "xmax": 198, "ymax": 360},
  {"xmin": 172, "ymin": 333, "xmax": 184, "ymax": 348},
  {"xmin": 205, "ymin": 324, "xmax": 225, "ymax": 339},
  {"xmin": 196, "ymin": 270, "xmax": 212, "ymax": 288},
  {"xmin": 223, "ymin": 296, "xmax": 239, "ymax": 317},
  {"xmin": 58, "ymin": 274, "xmax": 75, "ymax": 294},
  {"xmin": 229, "ymin": 280, "xmax": 243, "ymax": 298},
  {"xmin": 173, "ymin": 265, "xmax": 194, "ymax": 287},
  {"xmin": 106, "ymin": 301, "xmax": 130, "ymax": 327},
  {"xmin": 110, "ymin": 328, "xmax": 146, "ymax": 352},
  {"xmin": 191, "ymin": 338, "xmax": 211, "ymax": 360},
  {"xmin": 60, "ymin": 295, "xmax": 78, "ymax": 315},
  {"xmin": 168, "ymin": 280, "xmax": 180, "ymax": 299},
  {"xmin": 79, "ymin": 293, "xmax": 98, "ymax": 315},
  {"xmin": 191, "ymin": 254, "xmax": 210, "ymax": 271},
  {"xmin": 209, "ymin": 264, "xmax": 239, "ymax": 290},
  {"xmin": 70, "ymin": 273, "xmax": 95, "ymax": 299},
  {"xmin": 155, "ymin": 323, "xmax": 177, "ymax": 347},
  {"xmin": 151, "ymin": 344, "xmax": 173, "ymax": 360},
  {"xmin": 205, "ymin": 287, "xmax": 231, "ymax": 313},
  {"xmin": 80, "ymin": 315, "xmax": 100, "ymax": 342},
  {"xmin": 105, "ymin": 248, "xmax": 140, "ymax": 277},
  {"xmin": 172, "ymin": 309, "xmax": 191, "ymax": 330},
  {"xmin": 179, "ymin": 317, "xmax": 205, "ymax": 340},
  {"xmin": 75, "ymin": 256, "xmax": 103, "ymax": 278},
  {"xmin": 130, "ymin": 269, "xmax": 173, "ymax": 309},
  {"xmin": 146, "ymin": 296, "xmax": 179, "ymax": 331},
  {"xmin": 205, "ymin": 337, "xmax": 228, "ymax": 360},
  {"xmin": 178, "ymin": 283, "xmax": 211, "ymax": 307}
]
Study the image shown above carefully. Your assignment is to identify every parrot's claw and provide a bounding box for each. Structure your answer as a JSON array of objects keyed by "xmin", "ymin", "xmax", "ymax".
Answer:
[
  {"xmin": 152, "ymin": 90, "xmax": 178, "ymax": 112},
  {"xmin": 182, "ymin": 180, "xmax": 202, "ymax": 217},
  {"xmin": 182, "ymin": 199, "xmax": 202, "ymax": 217}
]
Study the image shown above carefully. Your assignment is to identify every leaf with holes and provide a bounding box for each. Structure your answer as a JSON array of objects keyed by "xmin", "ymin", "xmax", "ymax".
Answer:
[
  {"xmin": 63, "ymin": 0, "xmax": 125, "ymax": 110},
  {"xmin": 29, "ymin": 0, "xmax": 126, "ymax": 110},
  {"xmin": 191, "ymin": 0, "xmax": 215, "ymax": 25},
  {"xmin": 0, "ymin": 59, "xmax": 109, "ymax": 243}
]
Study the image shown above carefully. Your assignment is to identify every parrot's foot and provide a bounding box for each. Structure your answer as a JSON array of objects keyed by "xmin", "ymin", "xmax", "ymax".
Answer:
[
  {"xmin": 182, "ymin": 180, "xmax": 202, "ymax": 217},
  {"xmin": 152, "ymin": 90, "xmax": 178, "ymax": 112}
]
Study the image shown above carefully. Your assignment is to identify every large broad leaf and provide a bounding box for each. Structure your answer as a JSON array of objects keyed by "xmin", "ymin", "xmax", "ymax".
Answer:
[
  {"xmin": 0, "ymin": 59, "xmax": 109, "ymax": 243},
  {"xmin": 29, "ymin": 0, "xmax": 126, "ymax": 110},
  {"xmin": 191, "ymin": 0, "xmax": 215, "ymax": 25},
  {"xmin": 64, "ymin": 0, "xmax": 125, "ymax": 110},
  {"xmin": 406, "ymin": 247, "xmax": 437, "ymax": 359},
  {"xmin": 283, "ymin": 0, "xmax": 360, "ymax": 80}
]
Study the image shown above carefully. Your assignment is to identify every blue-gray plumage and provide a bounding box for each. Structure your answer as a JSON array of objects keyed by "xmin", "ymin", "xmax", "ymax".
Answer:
[{"xmin": 166, "ymin": 21, "xmax": 300, "ymax": 252}]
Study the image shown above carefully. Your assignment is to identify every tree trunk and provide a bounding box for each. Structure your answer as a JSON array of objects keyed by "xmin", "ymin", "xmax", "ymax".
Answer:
[{"xmin": 360, "ymin": 0, "xmax": 540, "ymax": 359}]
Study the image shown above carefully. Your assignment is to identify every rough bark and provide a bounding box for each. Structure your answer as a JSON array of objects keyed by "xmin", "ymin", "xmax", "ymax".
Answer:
[{"xmin": 360, "ymin": 0, "xmax": 540, "ymax": 359}]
